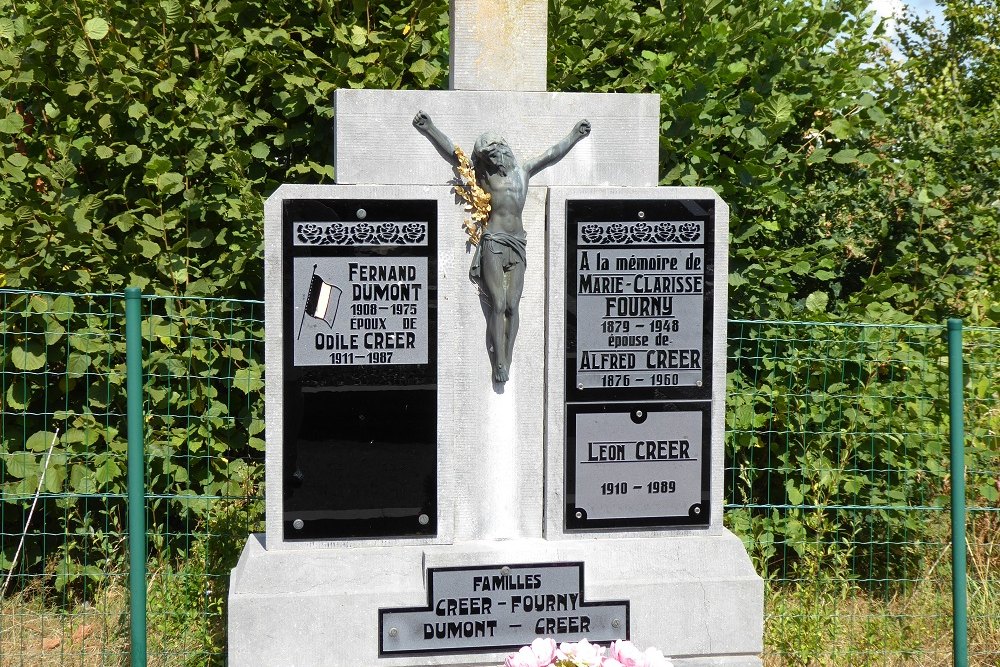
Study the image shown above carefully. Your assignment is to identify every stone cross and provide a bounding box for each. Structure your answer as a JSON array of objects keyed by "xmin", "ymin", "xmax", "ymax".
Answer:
[
  {"xmin": 450, "ymin": 0, "xmax": 548, "ymax": 91},
  {"xmin": 330, "ymin": 1, "xmax": 660, "ymax": 543}
]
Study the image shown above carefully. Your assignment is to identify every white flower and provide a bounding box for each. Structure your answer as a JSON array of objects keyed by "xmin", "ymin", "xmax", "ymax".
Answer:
[
  {"xmin": 506, "ymin": 646, "xmax": 540, "ymax": 667},
  {"xmin": 557, "ymin": 638, "xmax": 605, "ymax": 666},
  {"xmin": 530, "ymin": 638, "xmax": 557, "ymax": 665}
]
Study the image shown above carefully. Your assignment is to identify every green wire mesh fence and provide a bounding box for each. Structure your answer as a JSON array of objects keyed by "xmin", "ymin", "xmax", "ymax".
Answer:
[
  {"xmin": 1, "ymin": 290, "xmax": 997, "ymax": 666},
  {"xmin": 1, "ymin": 290, "xmax": 265, "ymax": 666},
  {"xmin": 137, "ymin": 294, "xmax": 264, "ymax": 665},
  {"xmin": 963, "ymin": 326, "xmax": 1000, "ymax": 667},
  {"xmin": 1, "ymin": 290, "xmax": 132, "ymax": 666},
  {"xmin": 725, "ymin": 319, "xmax": 999, "ymax": 666}
]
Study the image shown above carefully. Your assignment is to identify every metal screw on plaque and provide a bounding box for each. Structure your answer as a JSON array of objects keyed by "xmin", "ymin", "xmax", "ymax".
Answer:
[
  {"xmin": 577, "ymin": 383, "xmax": 584, "ymax": 390},
  {"xmin": 612, "ymin": 619, "xmax": 621, "ymax": 629},
  {"xmin": 418, "ymin": 514, "xmax": 429, "ymax": 525},
  {"xmin": 575, "ymin": 511, "xmax": 583, "ymax": 519},
  {"xmin": 637, "ymin": 211, "xmax": 645, "ymax": 219},
  {"xmin": 292, "ymin": 519, "xmax": 304, "ymax": 530},
  {"xmin": 388, "ymin": 628, "xmax": 398, "ymax": 638},
  {"xmin": 500, "ymin": 566, "xmax": 511, "ymax": 576},
  {"xmin": 696, "ymin": 380, "xmax": 703, "ymax": 387},
  {"xmin": 356, "ymin": 208, "xmax": 367, "ymax": 220},
  {"xmin": 636, "ymin": 410, "xmax": 644, "ymax": 418},
  {"xmin": 694, "ymin": 506, "xmax": 701, "ymax": 514}
]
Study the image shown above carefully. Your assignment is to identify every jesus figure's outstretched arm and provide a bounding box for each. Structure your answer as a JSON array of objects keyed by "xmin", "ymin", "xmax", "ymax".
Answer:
[
  {"xmin": 524, "ymin": 119, "xmax": 591, "ymax": 178},
  {"xmin": 412, "ymin": 110, "xmax": 460, "ymax": 167}
]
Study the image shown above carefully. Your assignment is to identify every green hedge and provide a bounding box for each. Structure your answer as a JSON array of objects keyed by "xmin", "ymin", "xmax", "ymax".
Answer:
[{"xmin": 1, "ymin": 0, "xmax": 998, "ymax": 598}]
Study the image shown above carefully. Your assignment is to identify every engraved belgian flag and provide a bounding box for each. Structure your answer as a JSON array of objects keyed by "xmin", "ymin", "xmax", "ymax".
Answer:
[{"xmin": 301, "ymin": 268, "xmax": 342, "ymax": 332}]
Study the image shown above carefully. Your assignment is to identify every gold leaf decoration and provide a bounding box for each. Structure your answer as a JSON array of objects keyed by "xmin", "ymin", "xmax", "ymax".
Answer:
[{"xmin": 452, "ymin": 146, "xmax": 491, "ymax": 245}]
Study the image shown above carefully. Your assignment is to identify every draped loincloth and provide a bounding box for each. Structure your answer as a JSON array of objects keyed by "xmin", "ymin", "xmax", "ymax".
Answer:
[{"xmin": 469, "ymin": 230, "xmax": 528, "ymax": 285}]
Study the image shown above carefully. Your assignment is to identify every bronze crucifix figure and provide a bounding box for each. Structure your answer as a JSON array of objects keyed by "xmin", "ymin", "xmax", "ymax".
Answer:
[{"xmin": 414, "ymin": 111, "xmax": 590, "ymax": 383}]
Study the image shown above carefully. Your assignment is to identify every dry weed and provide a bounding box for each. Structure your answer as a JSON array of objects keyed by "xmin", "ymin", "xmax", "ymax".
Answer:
[{"xmin": 0, "ymin": 583, "xmax": 128, "ymax": 667}]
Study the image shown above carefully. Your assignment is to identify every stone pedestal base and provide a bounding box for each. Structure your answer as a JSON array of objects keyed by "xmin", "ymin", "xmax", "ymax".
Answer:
[{"xmin": 228, "ymin": 530, "xmax": 762, "ymax": 666}]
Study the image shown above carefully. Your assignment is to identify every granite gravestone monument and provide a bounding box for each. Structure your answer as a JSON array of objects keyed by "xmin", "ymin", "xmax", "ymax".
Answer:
[{"xmin": 228, "ymin": 1, "xmax": 764, "ymax": 664}]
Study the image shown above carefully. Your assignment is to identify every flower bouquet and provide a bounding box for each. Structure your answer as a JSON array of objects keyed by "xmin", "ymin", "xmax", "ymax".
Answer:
[{"xmin": 504, "ymin": 638, "xmax": 673, "ymax": 667}]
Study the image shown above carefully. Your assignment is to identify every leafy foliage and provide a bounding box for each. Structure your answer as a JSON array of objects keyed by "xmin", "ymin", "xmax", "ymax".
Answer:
[
  {"xmin": 550, "ymin": 0, "xmax": 999, "ymax": 325},
  {"xmin": 1, "ymin": 0, "xmax": 994, "ymax": 317},
  {"xmin": 0, "ymin": 0, "xmax": 447, "ymax": 593},
  {"xmin": 546, "ymin": 0, "xmax": 999, "ymax": 588},
  {"xmin": 0, "ymin": 0, "xmax": 449, "ymax": 297},
  {"xmin": 0, "ymin": 291, "xmax": 264, "ymax": 598},
  {"xmin": 550, "ymin": 0, "xmax": 895, "ymax": 320},
  {"xmin": 725, "ymin": 321, "xmax": 954, "ymax": 584},
  {"xmin": 1, "ymin": 0, "xmax": 998, "ymax": 617}
]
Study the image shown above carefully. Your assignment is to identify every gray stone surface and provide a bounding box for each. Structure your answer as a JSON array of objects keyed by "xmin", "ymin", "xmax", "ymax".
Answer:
[
  {"xmin": 263, "ymin": 184, "xmax": 549, "ymax": 547},
  {"xmin": 332, "ymin": 89, "xmax": 660, "ymax": 187},
  {"xmin": 544, "ymin": 187, "xmax": 732, "ymax": 537},
  {"xmin": 229, "ymin": 532, "xmax": 763, "ymax": 666},
  {"xmin": 450, "ymin": 0, "xmax": 547, "ymax": 91}
]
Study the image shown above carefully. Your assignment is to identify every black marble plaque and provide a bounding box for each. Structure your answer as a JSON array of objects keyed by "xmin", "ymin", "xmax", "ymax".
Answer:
[
  {"xmin": 564, "ymin": 199, "xmax": 714, "ymax": 529},
  {"xmin": 282, "ymin": 199, "xmax": 437, "ymax": 539}
]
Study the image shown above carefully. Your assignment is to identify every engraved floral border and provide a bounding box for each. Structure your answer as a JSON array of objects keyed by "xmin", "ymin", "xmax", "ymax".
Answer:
[
  {"xmin": 578, "ymin": 220, "xmax": 703, "ymax": 245},
  {"xmin": 293, "ymin": 221, "xmax": 428, "ymax": 246}
]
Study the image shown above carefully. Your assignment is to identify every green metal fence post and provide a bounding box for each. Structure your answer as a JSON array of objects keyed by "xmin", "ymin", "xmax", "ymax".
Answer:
[
  {"xmin": 125, "ymin": 287, "xmax": 148, "ymax": 667},
  {"xmin": 947, "ymin": 318, "xmax": 968, "ymax": 667}
]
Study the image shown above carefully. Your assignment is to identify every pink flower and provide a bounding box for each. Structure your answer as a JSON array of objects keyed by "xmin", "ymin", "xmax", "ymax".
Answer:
[
  {"xmin": 601, "ymin": 658, "xmax": 625, "ymax": 667},
  {"xmin": 608, "ymin": 640, "xmax": 646, "ymax": 667},
  {"xmin": 530, "ymin": 638, "xmax": 557, "ymax": 666},
  {"xmin": 505, "ymin": 646, "xmax": 541, "ymax": 667}
]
